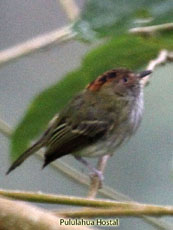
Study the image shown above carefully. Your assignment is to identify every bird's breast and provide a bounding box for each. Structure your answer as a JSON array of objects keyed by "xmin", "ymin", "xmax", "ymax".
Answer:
[{"xmin": 129, "ymin": 91, "xmax": 144, "ymax": 133}]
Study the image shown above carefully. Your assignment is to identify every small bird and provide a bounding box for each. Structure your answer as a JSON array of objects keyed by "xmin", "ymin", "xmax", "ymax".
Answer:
[{"xmin": 6, "ymin": 68, "xmax": 151, "ymax": 178}]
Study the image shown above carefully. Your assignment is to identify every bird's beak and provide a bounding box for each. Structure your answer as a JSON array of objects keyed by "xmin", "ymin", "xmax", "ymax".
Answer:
[{"xmin": 138, "ymin": 70, "xmax": 152, "ymax": 79}]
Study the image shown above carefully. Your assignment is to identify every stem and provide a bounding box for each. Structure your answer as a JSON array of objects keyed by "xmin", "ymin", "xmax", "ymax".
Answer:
[
  {"xmin": 0, "ymin": 196, "xmax": 91, "ymax": 230},
  {"xmin": 0, "ymin": 25, "xmax": 76, "ymax": 67},
  {"xmin": 0, "ymin": 189, "xmax": 138, "ymax": 208},
  {"xmin": 59, "ymin": 0, "xmax": 80, "ymax": 21},
  {"xmin": 57, "ymin": 206, "xmax": 173, "ymax": 218},
  {"xmin": 129, "ymin": 22, "xmax": 173, "ymax": 35},
  {"xmin": 0, "ymin": 119, "xmax": 12, "ymax": 137},
  {"xmin": 2, "ymin": 188, "xmax": 173, "ymax": 219},
  {"xmin": 141, "ymin": 50, "xmax": 173, "ymax": 86}
]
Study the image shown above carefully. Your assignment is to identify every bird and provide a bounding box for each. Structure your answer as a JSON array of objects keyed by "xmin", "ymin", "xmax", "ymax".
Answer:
[{"xmin": 6, "ymin": 68, "xmax": 152, "ymax": 179}]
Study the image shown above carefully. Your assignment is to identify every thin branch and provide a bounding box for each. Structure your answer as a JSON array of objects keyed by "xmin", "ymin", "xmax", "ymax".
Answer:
[
  {"xmin": 129, "ymin": 22, "xmax": 173, "ymax": 35},
  {"xmin": 0, "ymin": 119, "xmax": 12, "ymax": 137},
  {"xmin": 0, "ymin": 196, "xmax": 92, "ymax": 230},
  {"xmin": 89, "ymin": 186, "xmax": 173, "ymax": 230},
  {"xmin": 0, "ymin": 25, "xmax": 76, "ymax": 67},
  {"xmin": 59, "ymin": 0, "xmax": 80, "ymax": 21},
  {"xmin": 141, "ymin": 50, "xmax": 173, "ymax": 86},
  {"xmin": 2, "ymin": 188, "xmax": 173, "ymax": 219},
  {"xmin": 0, "ymin": 189, "xmax": 138, "ymax": 208},
  {"xmin": 0, "ymin": 188, "xmax": 170, "ymax": 229},
  {"xmin": 57, "ymin": 205, "xmax": 173, "ymax": 218},
  {"xmin": 147, "ymin": 50, "xmax": 173, "ymax": 70}
]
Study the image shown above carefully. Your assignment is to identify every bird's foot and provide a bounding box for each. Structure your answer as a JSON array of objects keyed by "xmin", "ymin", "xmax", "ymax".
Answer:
[
  {"xmin": 74, "ymin": 156, "xmax": 104, "ymax": 188},
  {"xmin": 89, "ymin": 169, "xmax": 104, "ymax": 189}
]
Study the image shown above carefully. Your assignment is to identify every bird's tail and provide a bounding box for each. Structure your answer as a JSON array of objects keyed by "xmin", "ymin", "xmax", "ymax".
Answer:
[{"xmin": 6, "ymin": 140, "xmax": 44, "ymax": 175}]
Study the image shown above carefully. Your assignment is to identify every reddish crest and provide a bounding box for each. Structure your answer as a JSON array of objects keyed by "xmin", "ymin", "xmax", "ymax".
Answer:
[{"xmin": 87, "ymin": 68, "xmax": 131, "ymax": 91}]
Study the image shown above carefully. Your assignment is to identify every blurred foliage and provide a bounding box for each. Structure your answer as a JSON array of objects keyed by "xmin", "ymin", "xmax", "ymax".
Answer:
[
  {"xmin": 74, "ymin": 0, "xmax": 173, "ymax": 40},
  {"xmin": 11, "ymin": 32, "xmax": 173, "ymax": 160}
]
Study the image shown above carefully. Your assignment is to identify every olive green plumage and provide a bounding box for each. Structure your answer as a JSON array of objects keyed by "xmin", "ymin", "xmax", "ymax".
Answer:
[{"xmin": 7, "ymin": 68, "xmax": 151, "ymax": 175}]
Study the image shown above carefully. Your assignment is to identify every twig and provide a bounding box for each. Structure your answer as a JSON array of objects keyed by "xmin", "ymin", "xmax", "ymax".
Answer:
[
  {"xmin": 57, "ymin": 205, "xmax": 173, "ymax": 218},
  {"xmin": 59, "ymin": 0, "xmax": 80, "ymax": 21},
  {"xmin": 0, "ymin": 195, "xmax": 91, "ymax": 230},
  {"xmin": 2, "ymin": 188, "xmax": 173, "ymax": 219},
  {"xmin": 0, "ymin": 25, "xmax": 76, "ymax": 67},
  {"xmin": 0, "ymin": 119, "xmax": 12, "ymax": 137},
  {"xmin": 147, "ymin": 50, "xmax": 173, "ymax": 70},
  {"xmin": 0, "ymin": 189, "xmax": 138, "ymax": 208},
  {"xmin": 88, "ymin": 186, "xmax": 173, "ymax": 230},
  {"xmin": 0, "ymin": 188, "xmax": 171, "ymax": 229},
  {"xmin": 2, "ymin": 187, "xmax": 173, "ymax": 221},
  {"xmin": 129, "ymin": 22, "xmax": 173, "ymax": 35},
  {"xmin": 141, "ymin": 50, "xmax": 173, "ymax": 86}
]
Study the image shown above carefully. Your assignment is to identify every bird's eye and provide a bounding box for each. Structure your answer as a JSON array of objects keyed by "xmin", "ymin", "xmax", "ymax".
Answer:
[{"xmin": 123, "ymin": 77, "xmax": 128, "ymax": 82}]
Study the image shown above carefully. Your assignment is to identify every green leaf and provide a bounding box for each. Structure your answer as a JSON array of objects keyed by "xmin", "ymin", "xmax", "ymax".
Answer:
[
  {"xmin": 11, "ymin": 33, "xmax": 173, "ymax": 160},
  {"xmin": 73, "ymin": 0, "xmax": 173, "ymax": 40}
]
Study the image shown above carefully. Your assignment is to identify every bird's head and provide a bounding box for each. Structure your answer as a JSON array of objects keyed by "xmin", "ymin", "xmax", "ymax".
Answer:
[{"xmin": 87, "ymin": 68, "xmax": 152, "ymax": 98}]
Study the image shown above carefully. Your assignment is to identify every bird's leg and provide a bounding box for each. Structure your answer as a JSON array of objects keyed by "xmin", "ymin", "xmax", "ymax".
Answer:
[{"xmin": 74, "ymin": 156, "xmax": 104, "ymax": 185}]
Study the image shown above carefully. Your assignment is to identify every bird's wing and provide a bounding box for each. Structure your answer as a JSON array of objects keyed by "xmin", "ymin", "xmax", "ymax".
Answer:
[
  {"xmin": 6, "ymin": 114, "xmax": 60, "ymax": 174},
  {"xmin": 43, "ymin": 120, "xmax": 109, "ymax": 167}
]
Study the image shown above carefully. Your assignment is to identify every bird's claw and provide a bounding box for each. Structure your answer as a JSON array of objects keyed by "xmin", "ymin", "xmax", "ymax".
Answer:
[{"xmin": 89, "ymin": 169, "xmax": 104, "ymax": 189}]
